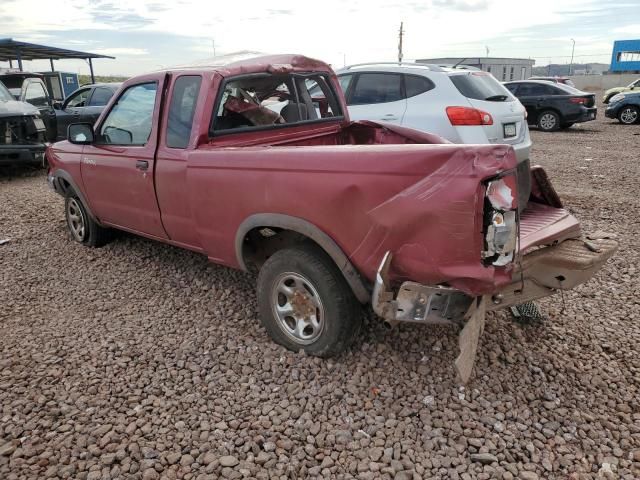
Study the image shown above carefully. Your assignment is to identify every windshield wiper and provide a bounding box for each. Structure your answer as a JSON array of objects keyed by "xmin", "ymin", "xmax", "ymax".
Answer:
[{"xmin": 485, "ymin": 94, "xmax": 508, "ymax": 101}]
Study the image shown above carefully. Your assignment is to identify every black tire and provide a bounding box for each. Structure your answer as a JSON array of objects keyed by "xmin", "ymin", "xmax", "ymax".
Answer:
[
  {"xmin": 257, "ymin": 244, "xmax": 361, "ymax": 357},
  {"xmin": 64, "ymin": 193, "xmax": 111, "ymax": 247},
  {"xmin": 560, "ymin": 122, "xmax": 574, "ymax": 129},
  {"xmin": 537, "ymin": 110, "xmax": 560, "ymax": 132},
  {"xmin": 618, "ymin": 105, "xmax": 639, "ymax": 125}
]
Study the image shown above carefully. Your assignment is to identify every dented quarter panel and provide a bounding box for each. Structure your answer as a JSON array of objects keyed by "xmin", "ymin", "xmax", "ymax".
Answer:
[{"xmin": 186, "ymin": 138, "xmax": 518, "ymax": 296}]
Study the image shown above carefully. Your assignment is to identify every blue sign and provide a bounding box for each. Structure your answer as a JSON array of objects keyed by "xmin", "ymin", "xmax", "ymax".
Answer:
[{"xmin": 611, "ymin": 39, "xmax": 640, "ymax": 72}]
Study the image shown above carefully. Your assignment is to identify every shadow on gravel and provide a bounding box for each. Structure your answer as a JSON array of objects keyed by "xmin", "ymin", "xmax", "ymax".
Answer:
[{"xmin": 0, "ymin": 164, "xmax": 46, "ymax": 180}]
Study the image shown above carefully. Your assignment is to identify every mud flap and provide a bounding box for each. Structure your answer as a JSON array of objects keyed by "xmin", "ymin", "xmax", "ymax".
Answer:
[{"xmin": 455, "ymin": 296, "xmax": 486, "ymax": 384}]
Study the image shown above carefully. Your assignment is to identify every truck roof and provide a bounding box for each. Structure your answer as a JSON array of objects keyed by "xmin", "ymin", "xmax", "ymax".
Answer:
[{"xmin": 163, "ymin": 54, "xmax": 333, "ymax": 77}]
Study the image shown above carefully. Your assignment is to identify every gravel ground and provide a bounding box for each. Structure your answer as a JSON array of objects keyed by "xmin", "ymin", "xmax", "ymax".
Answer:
[{"xmin": 1, "ymin": 97, "xmax": 639, "ymax": 480}]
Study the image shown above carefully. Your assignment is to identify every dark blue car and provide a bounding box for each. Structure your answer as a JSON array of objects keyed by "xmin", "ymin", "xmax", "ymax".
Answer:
[{"xmin": 605, "ymin": 91, "xmax": 640, "ymax": 124}]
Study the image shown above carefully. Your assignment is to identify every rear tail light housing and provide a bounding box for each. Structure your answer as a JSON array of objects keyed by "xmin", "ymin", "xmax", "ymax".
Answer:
[
  {"xmin": 486, "ymin": 175, "xmax": 518, "ymax": 210},
  {"xmin": 483, "ymin": 173, "xmax": 519, "ymax": 266},
  {"xmin": 569, "ymin": 97, "xmax": 587, "ymax": 104},
  {"xmin": 446, "ymin": 106, "xmax": 493, "ymax": 126}
]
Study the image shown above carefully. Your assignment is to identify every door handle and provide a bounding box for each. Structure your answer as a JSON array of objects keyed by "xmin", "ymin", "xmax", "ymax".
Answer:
[
  {"xmin": 136, "ymin": 160, "xmax": 149, "ymax": 171},
  {"xmin": 381, "ymin": 114, "xmax": 398, "ymax": 120}
]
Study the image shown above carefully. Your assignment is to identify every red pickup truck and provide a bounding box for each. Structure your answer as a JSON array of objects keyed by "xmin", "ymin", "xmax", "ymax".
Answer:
[{"xmin": 46, "ymin": 54, "xmax": 617, "ymax": 382}]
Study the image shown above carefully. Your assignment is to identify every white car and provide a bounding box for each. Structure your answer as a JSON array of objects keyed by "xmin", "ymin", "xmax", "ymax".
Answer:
[{"xmin": 334, "ymin": 63, "xmax": 532, "ymax": 164}]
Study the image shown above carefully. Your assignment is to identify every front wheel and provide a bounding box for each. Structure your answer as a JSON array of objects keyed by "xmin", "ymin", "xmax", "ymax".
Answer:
[
  {"xmin": 537, "ymin": 111, "xmax": 560, "ymax": 132},
  {"xmin": 618, "ymin": 106, "xmax": 639, "ymax": 125},
  {"xmin": 64, "ymin": 194, "xmax": 111, "ymax": 247},
  {"xmin": 257, "ymin": 245, "xmax": 361, "ymax": 357}
]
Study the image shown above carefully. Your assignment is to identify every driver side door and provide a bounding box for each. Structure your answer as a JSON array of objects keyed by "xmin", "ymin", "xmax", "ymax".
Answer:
[
  {"xmin": 56, "ymin": 87, "xmax": 92, "ymax": 141},
  {"xmin": 80, "ymin": 73, "xmax": 168, "ymax": 239}
]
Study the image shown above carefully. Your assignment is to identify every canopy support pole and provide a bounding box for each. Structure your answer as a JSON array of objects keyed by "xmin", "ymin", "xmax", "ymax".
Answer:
[{"xmin": 88, "ymin": 58, "xmax": 95, "ymax": 84}]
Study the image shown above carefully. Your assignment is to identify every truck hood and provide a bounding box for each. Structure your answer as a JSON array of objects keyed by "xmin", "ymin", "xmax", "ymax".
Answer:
[{"xmin": 0, "ymin": 100, "xmax": 39, "ymax": 117}]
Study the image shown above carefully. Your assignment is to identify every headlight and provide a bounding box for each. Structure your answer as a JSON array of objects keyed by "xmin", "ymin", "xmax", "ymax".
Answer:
[{"xmin": 610, "ymin": 93, "xmax": 625, "ymax": 103}]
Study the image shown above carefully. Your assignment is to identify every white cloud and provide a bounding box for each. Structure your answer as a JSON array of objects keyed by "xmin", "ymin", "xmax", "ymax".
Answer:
[
  {"xmin": 613, "ymin": 24, "xmax": 640, "ymax": 35},
  {"xmin": 0, "ymin": 0, "xmax": 634, "ymax": 74},
  {"xmin": 93, "ymin": 48, "xmax": 149, "ymax": 56}
]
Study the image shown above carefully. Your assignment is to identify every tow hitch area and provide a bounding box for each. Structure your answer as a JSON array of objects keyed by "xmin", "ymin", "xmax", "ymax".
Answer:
[
  {"xmin": 372, "ymin": 235, "xmax": 618, "ymax": 383},
  {"xmin": 372, "ymin": 251, "xmax": 480, "ymax": 383}
]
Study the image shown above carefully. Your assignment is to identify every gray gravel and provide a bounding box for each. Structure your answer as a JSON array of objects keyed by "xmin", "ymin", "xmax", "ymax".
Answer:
[{"xmin": 1, "ymin": 96, "xmax": 639, "ymax": 479}]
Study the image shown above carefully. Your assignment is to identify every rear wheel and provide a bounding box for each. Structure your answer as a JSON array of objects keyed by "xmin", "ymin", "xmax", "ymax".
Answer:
[
  {"xmin": 618, "ymin": 106, "xmax": 639, "ymax": 125},
  {"xmin": 537, "ymin": 111, "xmax": 560, "ymax": 132},
  {"xmin": 64, "ymin": 194, "xmax": 111, "ymax": 247},
  {"xmin": 257, "ymin": 244, "xmax": 361, "ymax": 357}
]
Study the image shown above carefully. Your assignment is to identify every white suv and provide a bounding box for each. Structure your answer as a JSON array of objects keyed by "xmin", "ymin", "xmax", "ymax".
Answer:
[{"xmin": 334, "ymin": 63, "xmax": 532, "ymax": 164}]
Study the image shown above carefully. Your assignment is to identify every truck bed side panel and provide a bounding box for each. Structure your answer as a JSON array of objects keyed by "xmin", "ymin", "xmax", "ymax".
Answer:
[{"xmin": 185, "ymin": 143, "xmax": 518, "ymax": 295}]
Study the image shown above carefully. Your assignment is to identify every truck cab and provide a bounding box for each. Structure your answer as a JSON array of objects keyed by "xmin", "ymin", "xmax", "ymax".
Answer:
[{"xmin": 0, "ymin": 72, "xmax": 57, "ymax": 142}]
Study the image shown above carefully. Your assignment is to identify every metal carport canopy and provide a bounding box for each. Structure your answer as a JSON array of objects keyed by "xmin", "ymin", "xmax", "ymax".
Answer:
[{"xmin": 0, "ymin": 38, "xmax": 115, "ymax": 83}]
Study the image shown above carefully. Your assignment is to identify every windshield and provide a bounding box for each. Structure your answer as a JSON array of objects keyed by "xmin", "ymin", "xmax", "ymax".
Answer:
[
  {"xmin": 630, "ymin": 79, "xmax": 640, "ymax": 88},
  {"xmin": 0, "ymin": 81, "xmax": 13, "ymax": 102},
  {"xmin": 449, "ymin": 72, "xmax": 514, "ymax": 102}
]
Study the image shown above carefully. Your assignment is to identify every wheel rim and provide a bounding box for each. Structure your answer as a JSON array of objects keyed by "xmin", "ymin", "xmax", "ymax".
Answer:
[
  {"xmin": 67, "ymin": 198, "xmax": 86, "ymax": 242},
  {"xmin": 539, "ymin": 113, "xmax": 557, "ymax": 130},
  {"xmin": 620, "ymin": 108, "xmax": 638, "ymax": 124},
  {"xmin": 271, "ymin": 272, "xmax": 325, "ymax": 345}
]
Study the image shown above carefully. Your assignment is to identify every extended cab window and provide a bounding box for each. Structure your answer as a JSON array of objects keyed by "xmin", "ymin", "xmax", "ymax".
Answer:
[
  {"xmin": 213, "ymin": 72, "xmax": 342, "ymax": 133},
  {"xmin": 99, "ymin": 82, "xmax": 157, "ymax": 145},
  {"xmin": 167, "ymin": 75, "xmax": 202, "ymax": 148}
]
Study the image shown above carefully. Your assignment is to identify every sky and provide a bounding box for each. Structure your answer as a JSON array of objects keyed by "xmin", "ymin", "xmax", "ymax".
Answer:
[{"xmin": 0, "ymin": 0, "xmax": 638, "ymax": 77}]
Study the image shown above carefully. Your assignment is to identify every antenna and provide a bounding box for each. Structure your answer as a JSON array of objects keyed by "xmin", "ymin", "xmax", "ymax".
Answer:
[{"xmin": 398, "ymin": 22, "xmax": 404, "ymax": 63}]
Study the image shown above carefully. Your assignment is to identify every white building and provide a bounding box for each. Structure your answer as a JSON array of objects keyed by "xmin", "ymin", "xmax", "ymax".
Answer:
[{"xmin": 416, "ymin": 57, "xmax": 535, "ymax": 81}]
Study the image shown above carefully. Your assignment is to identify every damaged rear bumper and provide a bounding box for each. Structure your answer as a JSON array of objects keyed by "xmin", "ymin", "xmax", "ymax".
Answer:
[{"xmin": 372, "ymin": 236, "xmax": 618, "ymax": 383}]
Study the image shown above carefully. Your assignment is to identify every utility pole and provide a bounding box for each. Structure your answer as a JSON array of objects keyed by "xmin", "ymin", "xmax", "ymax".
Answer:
[
  {"xmin": 569, "ymin": 38, "xmax": 575, "ymax": 76},
  {"xmin": 398, "ymin": 22, "xmax": 404, "ymax": 63},
  {"xmin": 485, "ymin": 45, "xmax": 490, "ymax": 57},
  {"xmin": 212, "ymin": 39, "xmax": 217, "ymax": 57}
]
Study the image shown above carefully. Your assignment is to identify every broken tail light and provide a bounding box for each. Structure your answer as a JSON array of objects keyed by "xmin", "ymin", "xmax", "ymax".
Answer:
[
  {"xmin": 446, "ymin": 106, "xmax": 493, "ymax": 126},
  {"xmin": 483, "ymin": 173, "xmax": 519, "ymax": 266},
  {"xmin": 486, "ymin": 175, "xmax": 518, "ymax": 210}
]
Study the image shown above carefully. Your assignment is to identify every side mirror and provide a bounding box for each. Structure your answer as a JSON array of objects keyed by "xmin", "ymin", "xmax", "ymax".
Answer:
[
  {"xmin": 53, "ymin": 101, "xmax": 63, "ymax": 110},
  {"xmin": 68, "ymin": 123, "xmax": 94, "ymax": 144}
]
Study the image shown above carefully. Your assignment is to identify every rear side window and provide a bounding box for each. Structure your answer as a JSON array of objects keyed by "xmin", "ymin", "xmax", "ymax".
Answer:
[
  {"xmin": 350, "ymin": 73, "xmax": 402, "ymax": 105},
  {"xmin": 517, "ymin": 83, "xmax": 554, "ymax": 96},
  {"xmin": 212, "ymin": 72, "xmax": 342, "ymax": 134},
  {"xmin": 25, "ymin": 82, "xmax": 49, "ymax": 107},
  {"xmin": 504, "ymin": 84, "xmax": 519, "ymax": 94},
  {"xmin": 167, "ymin": 76, "xmax": 202, "ymax": 148},
  {"xmin": 89, "ymin": 87, "xmax": 115, "ymax": 107},
  {"xmin": 405, "ymin": 75, "xmax": 434, "ymax": 98},
  {"xmin": 338, "ymin": 74, "xmax": 353, "ymax": 94},
  {"xmin": 449, "ymin": 73, "xmax": 513, "ymax": 101}
]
